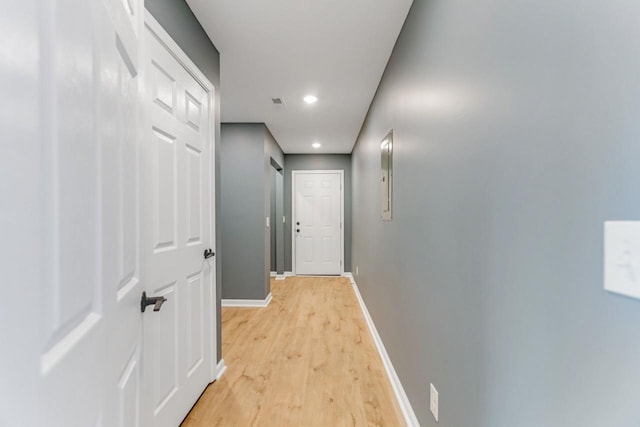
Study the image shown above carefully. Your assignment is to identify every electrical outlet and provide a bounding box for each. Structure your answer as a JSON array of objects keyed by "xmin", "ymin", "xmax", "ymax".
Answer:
[
  {"xmin": 356, "ymin": 266, "xmax": 359, "ymax": 276},
  {"xmin": 430, "ymin": 383, "xmax": 439, "ymax": 422},
  {"xmin": 604, "ymin": 221, "xmax": 640, "ymax": 299}
]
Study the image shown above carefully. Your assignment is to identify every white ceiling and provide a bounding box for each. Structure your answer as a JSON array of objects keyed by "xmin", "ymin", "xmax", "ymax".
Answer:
[{"xmin": 185, "ymin": 0, "xmax": 413, "ymax": 153}]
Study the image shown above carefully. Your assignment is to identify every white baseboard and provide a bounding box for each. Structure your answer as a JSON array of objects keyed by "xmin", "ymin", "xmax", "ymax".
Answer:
[
  {"xmin": 284, "ymin": 271, "xmax": 294, "ymax": 277},
  {"xmin": 215, "ymin": 358, "xmax": 227, "ymax": 381},
  {"xmin": 222, "ymin": 292, "xmax": 272, "ymax": 308},
  {"xmin": 351, "ymin": 278, "xmax": 420, "ymax": 426},
  {"xmin": 270, "ymin": 271, "xmax": 277, "ymax": 277},
  {"xmin": 343, "ymin": 272, "xmax": 355, "ymax": 282},
  {"xmin": 264, "ymin": 292, "xmax": 273, "ymax": 306}
]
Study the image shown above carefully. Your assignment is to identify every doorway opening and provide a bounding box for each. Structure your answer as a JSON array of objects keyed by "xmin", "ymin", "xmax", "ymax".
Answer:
[{"xmin": 270, "ymin": 159, "xmax": 285, "ymax": 278}]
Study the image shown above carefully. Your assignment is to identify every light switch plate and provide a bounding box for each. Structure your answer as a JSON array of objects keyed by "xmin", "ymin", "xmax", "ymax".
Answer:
[
  {"xmin": 430, "ymin": 383, "xmax": 439, "ymax": 422},
  {"xmin": 266, "ymin": 216, "xmax": 270, "ymax": 228},
  {"xmin": 604, "ymin": 221, "xmax": 640, "ymax": 300}
]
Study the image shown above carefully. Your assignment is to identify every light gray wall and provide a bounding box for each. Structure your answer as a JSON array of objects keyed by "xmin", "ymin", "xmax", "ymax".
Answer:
[
  {"xmin": 221, "ymin": 123, "xmax": 284, "ymax": 299},
  {"xmin": 284, "ymin": 154, "xmax": 352, "ymax": 272},
  {"xmin": 145, "ymin": 0, "xmax": 223, "ymax": 361},
  {"xmin": 351, "ymin": 1, "xmax": 640, "ymax": 426}
]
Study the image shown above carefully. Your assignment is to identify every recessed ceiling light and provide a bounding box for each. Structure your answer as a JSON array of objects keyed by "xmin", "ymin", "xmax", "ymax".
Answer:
[
  {"xmin": 304, "ymin": 95, "xmax": 318, "ymax": 104},
  {"xmin": 312, "ymin": 142, "xmax": 321, "ymax": 149}
]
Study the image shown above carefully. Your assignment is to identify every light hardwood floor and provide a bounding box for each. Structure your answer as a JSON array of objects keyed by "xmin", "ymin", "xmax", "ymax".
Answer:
[{"xmin": 181, "ymin": 276, "xmax": 405, "ymax": 427}]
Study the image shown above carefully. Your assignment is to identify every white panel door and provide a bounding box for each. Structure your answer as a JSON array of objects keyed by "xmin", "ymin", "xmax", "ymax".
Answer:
[
  {"xmin": 294, "ymin": 172, "xmax": 343, "ymax": 275},
  {"xmin": 141, "ymin": 15, "xmax": 216, "ymax": 427},
  {"xmin": 0, "ymin": 0, "xmax": 143, "ymax": 426},
  {"xmin": 101, "ymin": 0, "xmax": 145, "ymax": 426}
]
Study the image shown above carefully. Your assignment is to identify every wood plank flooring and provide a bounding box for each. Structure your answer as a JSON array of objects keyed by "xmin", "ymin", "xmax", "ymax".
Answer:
[{"xmin": 181, "ymin": 276, "xmax": 405, "ymax": 427}]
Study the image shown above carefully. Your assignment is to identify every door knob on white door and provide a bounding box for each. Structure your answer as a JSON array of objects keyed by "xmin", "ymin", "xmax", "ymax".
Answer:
[{"xmin": 140, "ymin": 292, "xmax": 167, "ymax": 313}]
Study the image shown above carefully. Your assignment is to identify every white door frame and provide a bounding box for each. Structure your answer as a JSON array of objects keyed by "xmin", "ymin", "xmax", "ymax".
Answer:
[
  {"xmin": 143, "ymin": 10, "xmax": 218, "ymax": 382},
  {"xmin": 291, "ymin": 170, "xmax": 344, "ymax": 276}
]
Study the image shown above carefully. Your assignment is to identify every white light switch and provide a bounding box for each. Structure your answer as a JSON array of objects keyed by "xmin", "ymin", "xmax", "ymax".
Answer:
[
  {"xmin": 266, "ymin": 216, "xmax": 270, "ymax": 228},
  {"xmin": 604, "ymin": 221, "xmax": 640, "ymax": 300},
  {"xmin": 430, "ymin": 383, "xmax": 439, "ymax": 422}
]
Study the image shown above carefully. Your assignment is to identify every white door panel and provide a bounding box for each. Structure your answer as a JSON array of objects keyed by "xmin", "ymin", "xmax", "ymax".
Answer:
[
  {"xmin": 293, "ymin": 172, "xmax": 343, "ymax": 275},
  {"xmin": 142, "ymin": 15, "xmax": 216, "ymax": 427},
  {"xmin": 100, "ymin": 1, "xmax": 144, "ymax": 426},
  {"xmin": 0, "ymin": 0, "xmax": 143, "ymax": 426}
]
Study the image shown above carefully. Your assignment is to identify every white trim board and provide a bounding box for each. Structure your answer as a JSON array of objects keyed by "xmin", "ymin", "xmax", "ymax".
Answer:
[
  {"xmin": 294, "ymin": 275, "xmax": 342, "ymax": 278},
  {"xmin": 215, "ymin": 359, "xmax": 227, "ymax": 381},
  {"xmin": 276, "ymin": 271, "xmax": 293, "ymax": 280},
  {"xmin": 221, "ymin": 293, "xmax": 273, "ymax": 308},
  {"xmin": 350, "ymin": 276, "xmax": 420, "ymax": 426}
]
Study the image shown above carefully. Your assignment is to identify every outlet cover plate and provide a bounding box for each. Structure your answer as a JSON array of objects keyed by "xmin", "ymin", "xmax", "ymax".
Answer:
[
  {"xmin": 604, "ymin": 221, "xmax": 640, "ymax": 300},
  {"xmin": 430, "ymin": 383, "xmax": 439, "ymax": 422}
]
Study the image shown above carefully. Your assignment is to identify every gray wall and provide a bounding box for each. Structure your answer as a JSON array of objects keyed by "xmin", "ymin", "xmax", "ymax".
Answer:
[
  {"xmin": 221, "ymin": 123, "xmax": 284, "ymax": 299},
  {"xmin": 270, "ymin": 167, "xmax": 277, "ymax": 272},
  {"xmin": 284, "ymin": 154, "xmax": 352, "ymax": 272},
  {"xmin": 221, "ymin": 123, "xmax": 268, "ymax": 300},
  {"xmin": 145, "ymin": 0, "xmax": 223, "ymax": 361},
  {"xmin": 275, "ymin": 170, "xmax": 284, "ymax": 275},
  {"xmin": 270, "ymin": 166, "xmax": 285, "ymax": 274},
  {"xmin": 351, "ymin": 1, "xmax": 640, "ymax": 426},
  {"xmin": 264, "ymin": 129, "xmax": 285, "ymax": 280}
]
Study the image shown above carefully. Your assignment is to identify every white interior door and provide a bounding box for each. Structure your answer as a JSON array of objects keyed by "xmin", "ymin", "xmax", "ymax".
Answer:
[
  {"xmin": 141, "ymin": 14, "xmax": 216, "ymax": 427},
  {"xmin": 293, "ymin": 171, "xmax": 343, "ymax": 275},
  {"xmin": 101, "ymin": 1, "xmax": 145, "ymax": 426},
  {"xmin": 0, "ymin": 0, "xmax": 144, "ymax": 426}
]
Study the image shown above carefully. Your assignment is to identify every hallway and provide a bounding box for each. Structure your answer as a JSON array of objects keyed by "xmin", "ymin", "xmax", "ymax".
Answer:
[{"xmin": 182, "ymin": 277, "xmax": 404, "ymax": 426}]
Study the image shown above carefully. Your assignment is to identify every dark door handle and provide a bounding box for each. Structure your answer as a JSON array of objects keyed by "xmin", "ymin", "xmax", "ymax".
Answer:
[
  {"xmin": 141, "ymin": 291, "xmax": 167, "ymax": 313},
  {"xmin": 204, "ymin": 248, "xmax": 215, "ymax": 259}
]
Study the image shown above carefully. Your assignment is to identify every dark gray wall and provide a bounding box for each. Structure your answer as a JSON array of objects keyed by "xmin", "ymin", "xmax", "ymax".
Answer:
[
  {"xmin": 145, "ymin": 0, "xmax": 223, "ymax": 361},
  {"xmin": 221, "ymin": 123, "xmax": 284, "ymax": 299},
  {"xmin": 264, "ymin": 129, "xmax": 284, "ymax": 284},
  {"xmin": 351, "ymin": 1, "xmax": 640, "ymax": 426},
  {"xmin": 221, "ymin": 123, "xmax": 268, "ymax": 300},
  {"xmin": 275, "ymin": 171, "xmax": 284, "ymax": 275},
  {"xmin": 270, "ymin": 168, "xmax": 277, "ymax": 272},
  {"xmin": 284, "ymin": 154, "xmax": 352, "ymax": 272},
  {"xmin": 270, "ymin": 166, "xmax": 285, "ymax": 274}
]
